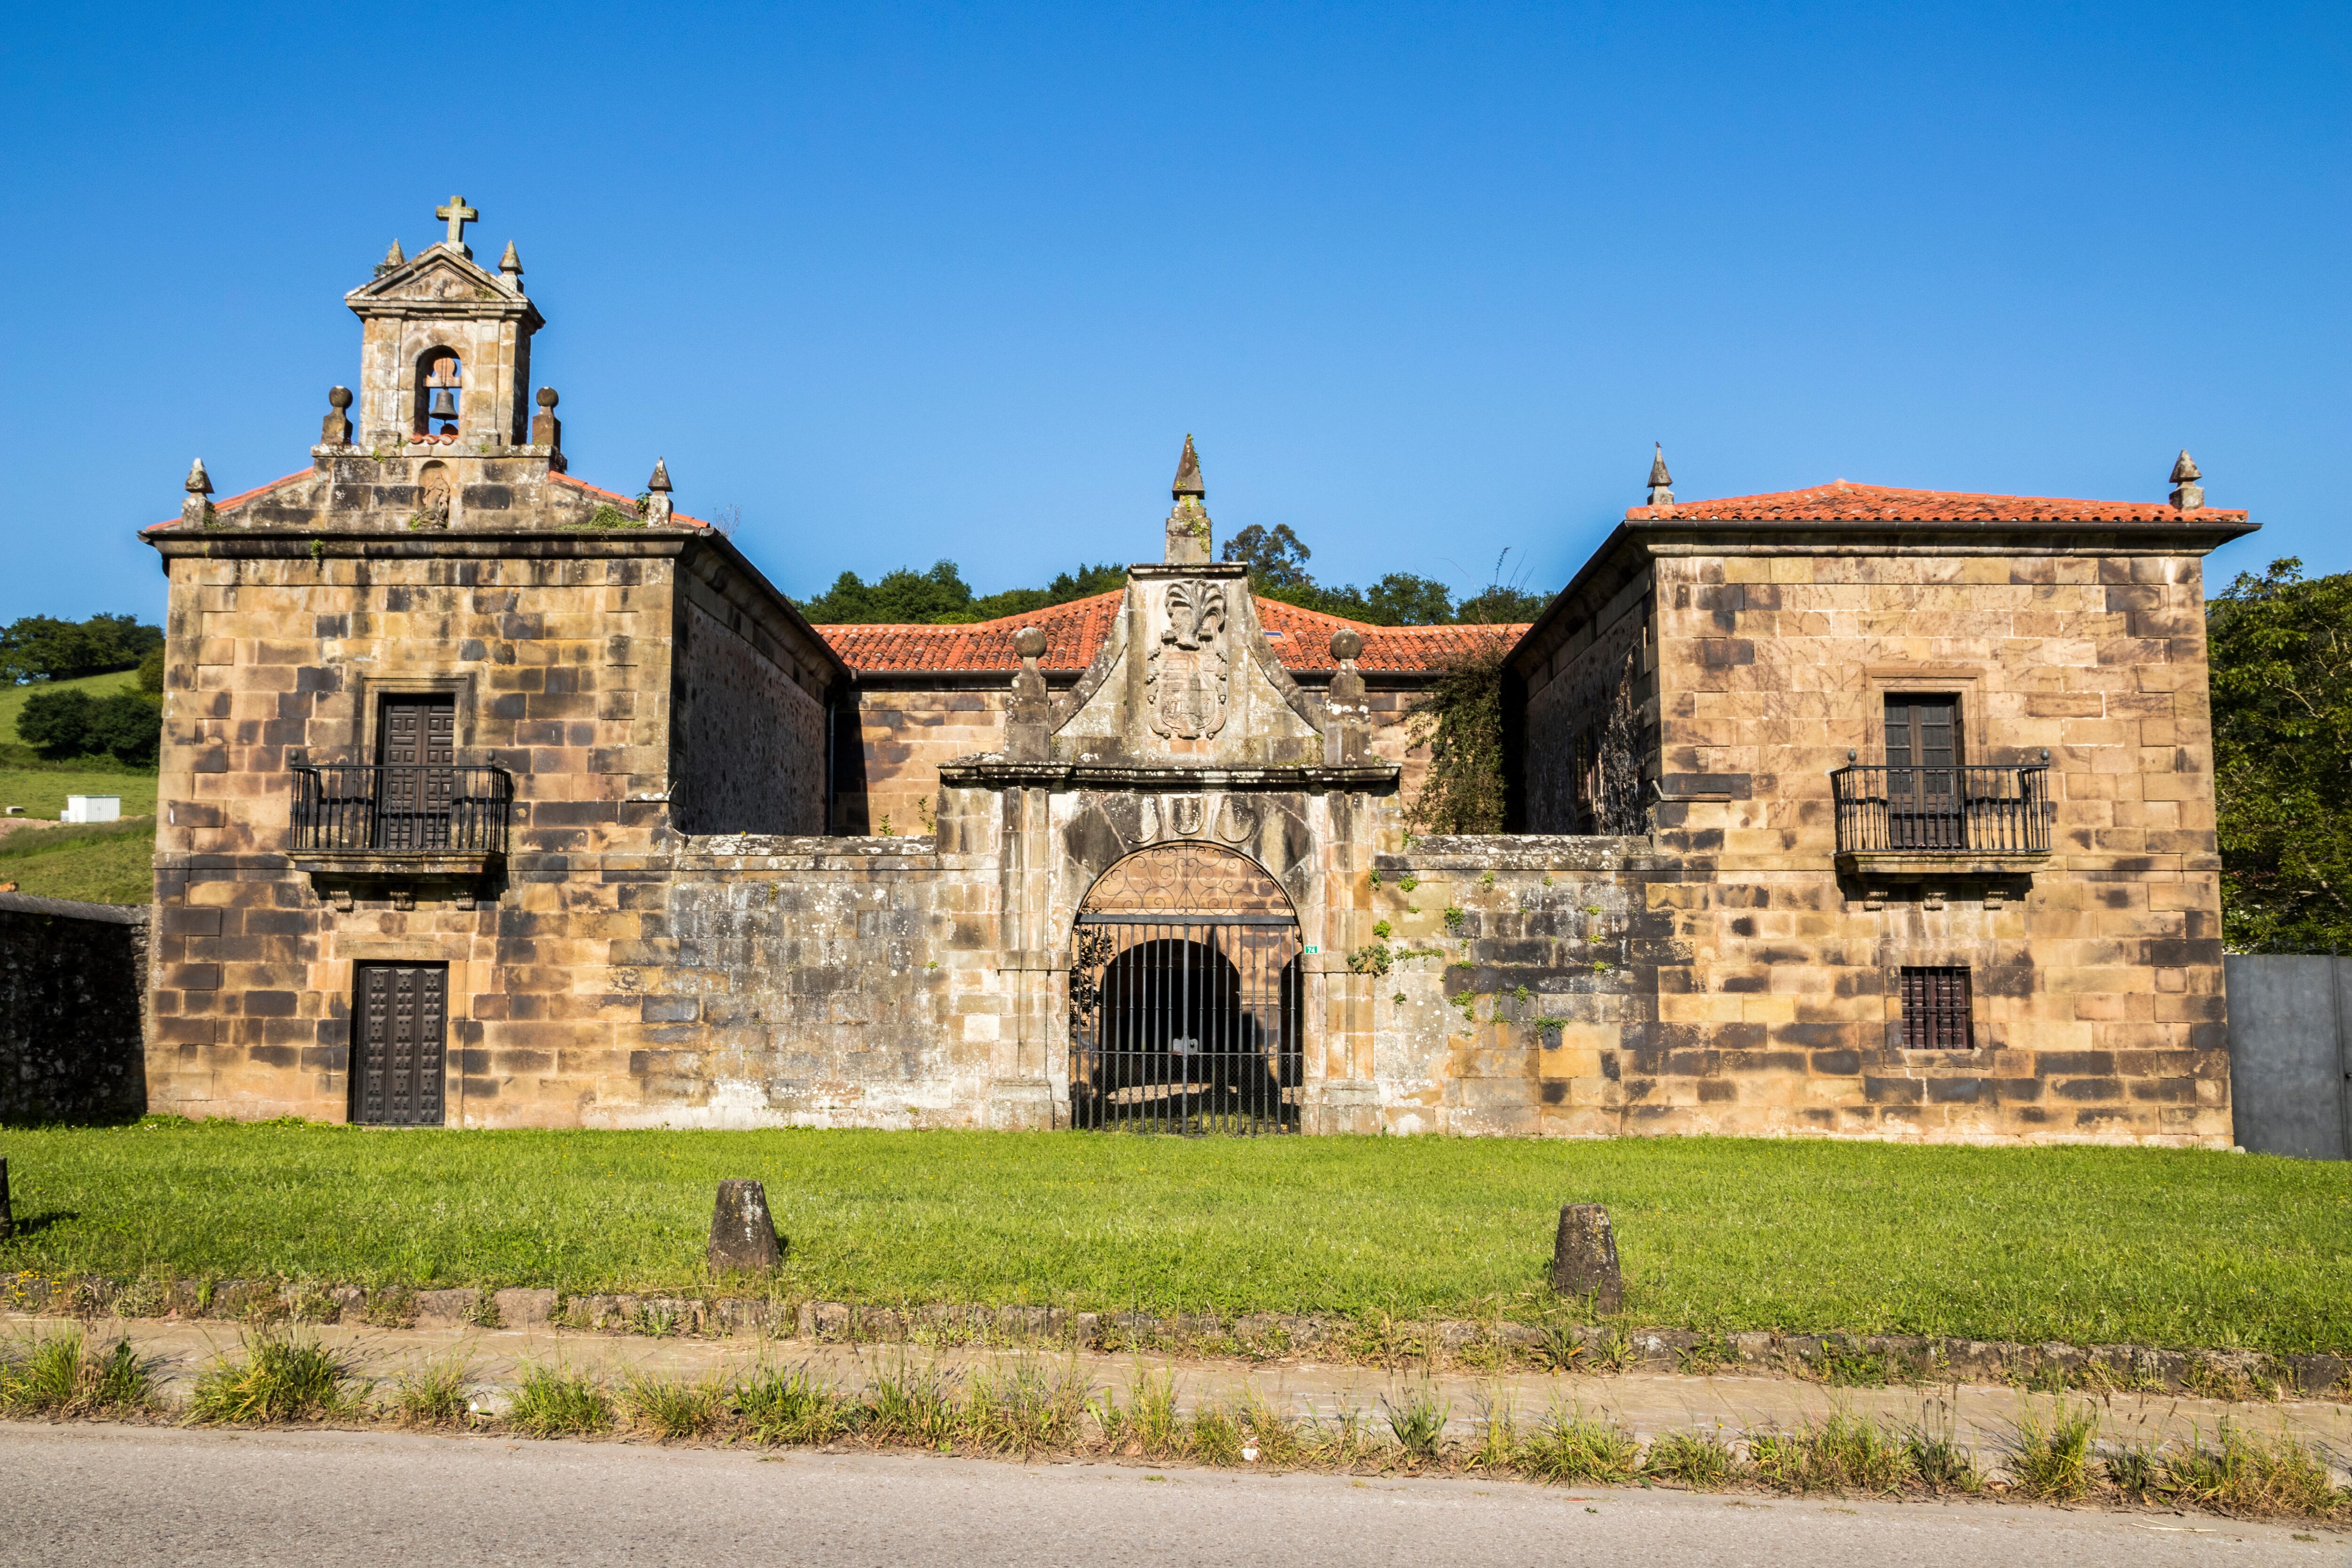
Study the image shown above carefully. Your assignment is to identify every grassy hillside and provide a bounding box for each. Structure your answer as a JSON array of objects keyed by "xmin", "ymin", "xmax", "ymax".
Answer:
[
  {"xmin": 0, "ymin": 668, "xmax": 139, "ymax": 738},
  {"xmin": 0, "ymin": 818, "xmax": 154, "ymax": 904},
  {"xmin": 0, "ymin": 670, "xmax": 158, "ymax": 820}
]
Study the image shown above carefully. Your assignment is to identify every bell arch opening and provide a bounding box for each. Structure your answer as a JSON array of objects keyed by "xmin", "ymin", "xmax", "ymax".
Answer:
[
  {"xmin": 1069, "ymin": 840, "xmax": 1302, "ymax": 1134},
  {"xmin": 414, "ymin": 347, "xmax": 463, "ymax": 439}
]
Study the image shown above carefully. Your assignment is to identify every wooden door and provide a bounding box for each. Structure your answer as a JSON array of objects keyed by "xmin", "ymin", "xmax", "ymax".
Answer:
[
  {"xmin": 352, "ymin": 963, "xmax": 447, "ymax": 1125},
  {"xmin": 1884, "ymin": 694, "xmax": 1961, "ymax": 848},
  {"xmin": 375, "ymin": 696, "xmax": 455, "ymax": 850}
]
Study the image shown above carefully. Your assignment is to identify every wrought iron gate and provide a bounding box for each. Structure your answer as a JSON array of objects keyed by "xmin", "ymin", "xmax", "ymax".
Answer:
[{"xmin": 1069, "ymin": 842, "xmax": 1302, "ymax": 1135}]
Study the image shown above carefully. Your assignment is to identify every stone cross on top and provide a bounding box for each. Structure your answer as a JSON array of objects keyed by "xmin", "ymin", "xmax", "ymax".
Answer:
[{"xmin": 435, "ymin": 195, "xmax": 478, "ymax": 256}]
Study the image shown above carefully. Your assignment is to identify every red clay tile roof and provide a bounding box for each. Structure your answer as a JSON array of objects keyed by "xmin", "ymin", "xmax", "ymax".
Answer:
[
  {"xmin": 815, "ymin": 591, "xmax": 1526, "ymax": 676},
  {"xmin": 1627, "ymin": 479, "xmax": 2247, "ymax": 525},
  {"xmin": 143, "ymin": 469, "xmax": 315, "ymax": 529},
  {"xmin": 549, "ymin": 472, "xmax": 711, "ymax": 527}
]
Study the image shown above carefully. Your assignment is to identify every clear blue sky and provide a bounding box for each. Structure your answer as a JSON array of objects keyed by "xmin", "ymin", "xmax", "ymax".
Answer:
[{"xmin": 4, "ymin": 3, "xmax": 2344, "ymax": 623}]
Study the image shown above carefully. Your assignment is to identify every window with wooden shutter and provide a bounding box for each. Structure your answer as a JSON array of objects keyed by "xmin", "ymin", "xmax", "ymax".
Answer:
[
  {"xmin": 1884, "ymin": 694, "xmax": 1962, "ymax": 849},
  {"xmin": 1899, "ymin": 965, "xmax": 1974, "ymax": 1051}
]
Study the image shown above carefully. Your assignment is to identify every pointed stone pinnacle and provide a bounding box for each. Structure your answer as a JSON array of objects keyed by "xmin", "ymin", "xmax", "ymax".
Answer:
[
  {"xmin": 648, "ymin": 458, "xmax": 673, "ymax": 493},
  {"xmin": 499, "ymin": 240, "xmax": 523, "ymax": 278},
  {"xmin": 382, "ymin": 239, "xmax": 405, "ymax": 268},
  {"xmin": 2170, "ymin": 449, "xmax": 2201, "ymax": 484},
  {"xmin": 184, "ymin": 458, "xmax": 213, "ymax": 496},
  {"xmin": 1172, "ymin": 433, "xmax": 1204, "ymax": 500},
  {"xmin": 1648, "ymin": 444, "xmax": 1672, "ymax": 488}
]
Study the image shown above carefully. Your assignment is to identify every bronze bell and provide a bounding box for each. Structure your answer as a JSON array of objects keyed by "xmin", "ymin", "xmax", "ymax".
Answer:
[{"xmin": 428, "ymin": 389, "xmax": 458, "ymax": 422}]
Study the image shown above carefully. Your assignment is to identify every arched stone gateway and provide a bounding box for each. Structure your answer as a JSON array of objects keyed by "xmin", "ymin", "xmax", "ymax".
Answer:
[{"xmin": 1069, "ymin": 841, "xmax": 1302, "ymax": 1134}]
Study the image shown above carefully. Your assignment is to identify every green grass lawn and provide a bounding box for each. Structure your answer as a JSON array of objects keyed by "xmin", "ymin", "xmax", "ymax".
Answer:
[
  {"xmin": 0, "ymin": 818, "xmax": 154, "ymax": 904},
  {"xmin": 1, "ymin": 1124, "xmax": 2343, "ymax": 1353},
  {"xmin": 0, "ymin": 669, "xmax": 158, "ymax": 823}
]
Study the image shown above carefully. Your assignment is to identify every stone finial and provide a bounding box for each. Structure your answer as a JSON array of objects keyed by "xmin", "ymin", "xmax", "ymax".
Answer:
[
  {"xmin": 644, "ymin": 458, "xmax": 675, "ymax": 525},
  {"xmin": 1007, "ymin": 627, "xmax": 1052, "ymax": 762},
  {"xmin": 1164, "ymin": 435, "xmax": 1212, "ymax": 565},
  {"xmin": 707, "ymin": 1179, "xmax": 782, "ymax": 1274},
  {"xmin": 1324, "ymin": 629, "xmax": 1368, "ymax": 764},
  {"xmin": 531, "ymin": 386, "xmax": 562, "ymax": 450},
  {"xmin": 1550, "ymin": 1202, "xmax": 1623, "ymax": 1312},
  {"xmin": 1646, "ymin": 444, "xmax": 1675, "ymax": 507},
  {"xmin": 380, "ymin": 239, "xmax": 405, "ymax": 271},
  {"xmin": 498, "ymin": 240, "xmax": 524, "ymax": 287},
  {"xmin": 434, "ymin": 195, "xmax": 478, "ymax": 255},
  {"xmin": 2169, "ymin": 449, "xmax": 2205, "ymax": 511},
  {"xmin": 1173, "ymin": 433, "xmax": 1205, "ymax": 499},
  {"xmin": 321, "ymin": 386, "xmax": 354, "ymax": 446},
  {"xmin": 181, "ymin": 458, "xmax": 214, "ymax": 527}
]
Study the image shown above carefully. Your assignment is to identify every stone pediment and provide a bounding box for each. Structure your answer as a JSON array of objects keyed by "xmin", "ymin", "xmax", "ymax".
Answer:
[
  {"xmin": 1051, "ymin": 564, "xmax": 1333, "ymax": 769},
  {"xmin": 348, "ymin": 246, "xmax": 534, "ymax": 319}
]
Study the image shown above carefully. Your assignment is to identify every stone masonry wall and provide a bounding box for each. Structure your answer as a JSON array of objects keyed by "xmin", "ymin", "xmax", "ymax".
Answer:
[
  {"xmin": 1637, "ymin": 548, "xmax": 2228, "ymax": 1145},
  {"xmin": 148, "ymin": 545, "xmax": 679, "ymax": 1119},
  {"xmin": 1364, "ymin": 837, "xmax": 1665, "ymax": 1136},
  {"xmin": 671, "ymin": 597, "xmax": 828, "ymax": 835},
  {"xmin": 622, "ymin": 833, "xmax": 1004, "ymax": 1130},
  {"xmin": 1520, "ymin": 577, "xmax": 1654, "ymax": 833},
  {"xmin": 0, "ymin": 894, "xmax": 150, "ymax": 1122}
]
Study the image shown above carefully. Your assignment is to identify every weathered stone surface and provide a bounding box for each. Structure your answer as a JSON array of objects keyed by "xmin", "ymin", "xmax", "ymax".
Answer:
[
  {"xmin": 1550, "ymin": 1203, "xmax": 1623, "ymax": 1311},
  {"xmin": 493, "ymin": 1287, "xmax": 557, "ymax": 1328},
  {"xmin": 412, "ymin": 1289, "xmax": 476, "ymax": 1328},
  {"xmin": 707, "ymin": 1179, "xmax": 782, "ymax": 1274},
  {"xmin": 0, "ymin": 895, "xmax": 147, "ymax": 1124}
]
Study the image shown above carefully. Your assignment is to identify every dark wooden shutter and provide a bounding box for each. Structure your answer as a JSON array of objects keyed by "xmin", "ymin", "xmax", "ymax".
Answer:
[
  {"xmin": 376, "ymin": 697, "xmax": 456, "ymax": 850},
  {"xmin": 352, "ymin": 963, "xmax": 447, "ymax": 1125},
  {"xmin": 1885, "ymin": 694, "xmax": 1962, "ymax": 848},
  {"xmin": 1899, "ymin": 966, "xmax": 1974, "ymax": 1051}
]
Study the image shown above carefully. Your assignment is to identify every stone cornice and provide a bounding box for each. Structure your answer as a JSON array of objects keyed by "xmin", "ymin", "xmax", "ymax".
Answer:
[{"xmin": 938, "ymin": 759, "xmax": 1399, "ymax": 791}]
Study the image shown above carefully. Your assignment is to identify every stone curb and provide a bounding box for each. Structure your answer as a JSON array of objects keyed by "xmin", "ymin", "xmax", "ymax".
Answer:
[{"xmin": 5, "ymin": 1271, "xmax": 2342, "ymax": 1402}]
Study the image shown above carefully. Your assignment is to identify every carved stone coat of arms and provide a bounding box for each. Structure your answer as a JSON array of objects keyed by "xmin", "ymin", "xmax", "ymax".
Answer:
[{"xmin": 1145, "ymin": 579, "xmax": 1229, "ymax": 739}]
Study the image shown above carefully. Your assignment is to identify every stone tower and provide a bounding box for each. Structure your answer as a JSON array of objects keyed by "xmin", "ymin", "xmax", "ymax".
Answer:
[{"xmin": 345, "ymin": 196, "xmax": 545, "ymax": 451}]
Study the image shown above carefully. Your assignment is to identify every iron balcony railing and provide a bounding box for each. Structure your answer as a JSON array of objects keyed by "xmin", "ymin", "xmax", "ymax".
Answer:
[
  {"xmin": 1829, "ymin": 764, "xmax": 2052, "ymax": 854},
  {"xmin": 289, "ymin": 764, "xmax": 514, "ymax": 855}
]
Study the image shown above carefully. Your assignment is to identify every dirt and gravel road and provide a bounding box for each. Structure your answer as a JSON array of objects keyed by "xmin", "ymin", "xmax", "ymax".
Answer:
[{"xmin": 1, "ymin": 1420, "xmax": 2334, "ymax": 1568}]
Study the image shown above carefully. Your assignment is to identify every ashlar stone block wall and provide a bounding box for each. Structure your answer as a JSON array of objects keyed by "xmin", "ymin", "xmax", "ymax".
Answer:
[{"xmin": 1639, "ymin": 547, "xmax": 2228, "ymax": 1145}]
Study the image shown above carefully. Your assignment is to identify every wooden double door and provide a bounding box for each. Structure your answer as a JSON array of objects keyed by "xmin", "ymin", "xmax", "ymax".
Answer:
[
  {"xmin": 352, "ymin": 963, "xmax": 446, "ymax": 1126},
  {"xmin": 375, "ymin": 695, "xmax": 457, "ymax": 851}
]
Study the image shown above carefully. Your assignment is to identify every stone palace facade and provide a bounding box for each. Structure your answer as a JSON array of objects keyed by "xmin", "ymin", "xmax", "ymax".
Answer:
[{"xmin": 139, "ymin": 202, "xmax": 2256, "ymax": 1144}]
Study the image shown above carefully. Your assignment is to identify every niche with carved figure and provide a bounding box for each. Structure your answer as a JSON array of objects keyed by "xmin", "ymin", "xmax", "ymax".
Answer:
[
  {"xmin": 414, "ymin": 461, "xmax": 452, "ymax": 528},
  {"xmin": 413, "ymin": 348, "xmax": 463, "ymax": 442}
]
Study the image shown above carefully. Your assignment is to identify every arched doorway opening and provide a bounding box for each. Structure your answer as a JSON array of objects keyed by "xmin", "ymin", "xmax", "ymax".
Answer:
[{"xmin": 1070, "ymin": 840, "xmax": 1303, "ymax": 1134}]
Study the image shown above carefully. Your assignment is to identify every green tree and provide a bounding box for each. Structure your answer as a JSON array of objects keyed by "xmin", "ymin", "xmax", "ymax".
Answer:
[
  {"xmin": 86, "ymin": 691, "xmax": 163, "ymax": 766},
  {"xmin": 1405, "ymin": 631, "xmax": 1512, "ymax": 833},
  {"xmin": 16, "ymin": 686, "xmax": 96, "ymax": 758},
  {"xmin": 2208, "ymin": 557, "xmax": 2352, "ymax": 951},
  {"xmin": 798, "ymin": 561, "xmax": 1128, "ymax": 625},
  {"xmin": 1221, "ymin": 524, "xmax": 1314, "ymax": 589},
  {"xmin": 0, "ymin": 613, "xmax": 163, "ymax": 683}
]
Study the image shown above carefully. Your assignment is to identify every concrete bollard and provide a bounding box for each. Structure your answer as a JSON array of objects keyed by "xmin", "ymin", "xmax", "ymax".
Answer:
[
  {"xmin": 1550, "ymin": 1202, "xmax": 1621, "ymax": 1312},
  {"xmin": 707, "ymin": 1178, "xmax": 782, "ymax": 1274}
]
